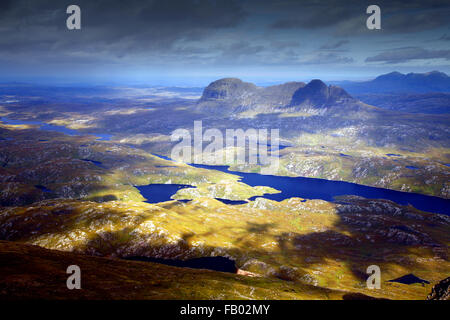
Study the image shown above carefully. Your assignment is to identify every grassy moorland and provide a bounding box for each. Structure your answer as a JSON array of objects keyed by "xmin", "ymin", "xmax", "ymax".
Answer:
[
  {"xmin": 1, "ymin": 240, "xmax": 348, "ymax": 300},
  {"xmin": 1, "ymin": 196, "xmax": 448, "ymax": 300},
  {"xmin": 0, "ymin": 86, "xmax": 449, "ymax": 300},
  {"xmin": 1, "ymin": 87, "xmax": 449, "ymax": 199}
]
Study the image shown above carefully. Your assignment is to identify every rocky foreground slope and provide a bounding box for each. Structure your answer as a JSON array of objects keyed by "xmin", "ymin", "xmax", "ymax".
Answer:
[
  {"xmin": 1, "ymin": 240, "xmax": 448, "ymax": 300},
  {"xmin": 0, "ymin": 240, "xmax": 344, "ymax": 300},
  {"xmin": 427, "ymin": 277, "xmax": 450, "ymax": 300},
  {"xmin": 1, "ymin": 195, "xmax": 448, "ymax": 300}
]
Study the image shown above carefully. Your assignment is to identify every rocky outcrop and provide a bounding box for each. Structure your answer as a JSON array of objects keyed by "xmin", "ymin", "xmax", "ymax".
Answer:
[
  {"xmin": 200, "ymin": 78, "xmax": 258, "ymax": 101},
  {"xmin": 427, "ymin": 277, "xmax": 450, "ymax": 300},
  {"xmin": 290, "ymin": 79, "xmax": 354, "ymax": 108}
]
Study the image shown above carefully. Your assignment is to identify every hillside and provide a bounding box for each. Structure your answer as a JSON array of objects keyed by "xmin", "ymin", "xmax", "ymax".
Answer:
[
  {"xmin": 0, "ymin": 240, "xmax": 348, "ymax": 300},
  {"xmin": 1, "ymin": 196, "xmax": 449, "ymax": 300},
  {"xmin": 354, "ymin": 92, "xmax": 450, "ymax": 114}
]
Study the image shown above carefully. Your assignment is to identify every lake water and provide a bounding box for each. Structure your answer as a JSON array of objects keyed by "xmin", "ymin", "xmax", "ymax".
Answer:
[
  {"xmin": 388, "ymin": 274, "xmax": 429, "ymax": 285},
  {"xmin": 1, "ymin": 117, "xmax": 111, "ymax": 141},
  {"xmin": 35, "ymin": 185, "xmax": 52, "ymax": 193},
  {"xmin": 215, "ymin": 198, "xmax": 248, "ymax": 205},
  {"xmin": 81, "ymin": 159, "xmax": 104, "ymax": 168},
  {"xmin": 136, "ymin": 184, "xmax": 195, "ymax": 203},
  {"xmin": 190, "ymin": 163, "xmax": 450, "ymax": 215},
  {"xmin": 4, "ymin": 116, "xmax": 446, "ymax": 215},
  {"xmin": 144, "ymin": 155, "xmax": 450, "ymax": 214},
  {"xmin": 125, "ymin": 256, "xmax": 237, "ymax": 273},
  {"xmin": 386, "ymin": 153, "xmax": 402, "ymax": 157}
]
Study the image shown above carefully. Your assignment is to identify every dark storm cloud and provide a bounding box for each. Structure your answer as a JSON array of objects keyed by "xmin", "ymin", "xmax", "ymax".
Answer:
[
  {"xmin": 270, "ymin": 4, "xmax": 357, "ymax": 30},
  {"xmin": 267, "ymin": 0, "xmax": 450, "ymax": 35},
  {"xmin": 0, "ymin": 0, "xmax": 247, "ymax": 56},
  {"xmin": 138, "ymin": 0, "xmax": 245, "ymax": 28},
  {"xmin": 0, "ymin": 0, "xmax": 449, "ymax": 81},
  {"xmin": 0, "ymin": 0, "xmax": 13, "ymax": 11},
  {"xmin": 382, "ymin": 8, "xmax": 450, "ymax": 34},
  {"xmin": 0, "ymin": 0, "xmax": 448, "ymax": 57},
  {"xmin": 1, "ymin": 0, "xmax": 247, "ymax": 29},
  {"xmin": 365, "ymin": 47, "xmax": 450, "ymax": 64}
]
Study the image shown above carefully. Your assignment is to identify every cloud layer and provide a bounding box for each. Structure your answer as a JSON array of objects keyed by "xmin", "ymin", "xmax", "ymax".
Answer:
[{"xmin": 0, "ymin": 0, "xmax": 449, "ymax": 83}]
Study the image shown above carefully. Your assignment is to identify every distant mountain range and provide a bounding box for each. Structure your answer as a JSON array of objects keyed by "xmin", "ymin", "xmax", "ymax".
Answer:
[
  {"xmin": 197, "ymin": 71, "xmax": 450, "ymax": 115},
  {"xmin": 337, "ymin": 71, "xmax": 450, "ymax": 94},
  {"xmin": 334, "ymin": 71, "xmax": 450, "ymax": 114}
]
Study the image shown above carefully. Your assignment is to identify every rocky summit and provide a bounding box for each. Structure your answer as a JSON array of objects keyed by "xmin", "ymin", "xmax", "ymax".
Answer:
[
  {"xmin": 290, "ymin": 79, "xmax": 354, "ymax": 108},
  {"xmin": 198, "ymin": 78, "xmax": 357, "ymax": 114}
]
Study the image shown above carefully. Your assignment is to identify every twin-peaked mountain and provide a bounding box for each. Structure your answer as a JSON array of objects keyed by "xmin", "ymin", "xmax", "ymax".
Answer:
[{"xmin": 197, "ymin": 78, "xmax": 358, "ymax": 115}]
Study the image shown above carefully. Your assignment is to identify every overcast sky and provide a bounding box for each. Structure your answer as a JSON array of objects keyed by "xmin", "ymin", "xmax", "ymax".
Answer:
[{"xmin": 0, "ymin": 0, "xmax": 449, "ymax": 85}]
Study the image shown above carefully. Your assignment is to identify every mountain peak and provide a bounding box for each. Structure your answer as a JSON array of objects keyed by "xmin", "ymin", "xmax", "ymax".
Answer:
[
  {"xmin": 423, "ymin": 70, "xmax": 448, "ymax": 78},
  {"xmin": 290, "ymin": 79, "xmax": 353, "ymax": 107},
  {"xmin": 306, "ymin": 79, "xmax": 328, "ymax": 90},
  {"xmin": 199, "ymin": 78, "xmax": 258, "ymax": 101},
  {"xmin": 210, "ymin": 78, "xmax": 245, "ymax": 85},
  {"xmin": 374, "ymin": 71, "xmax": 404, "ymax": 81},
  {"xmin": 343, "ymin": 71, "xmax": 450, "ymax": 94}
]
